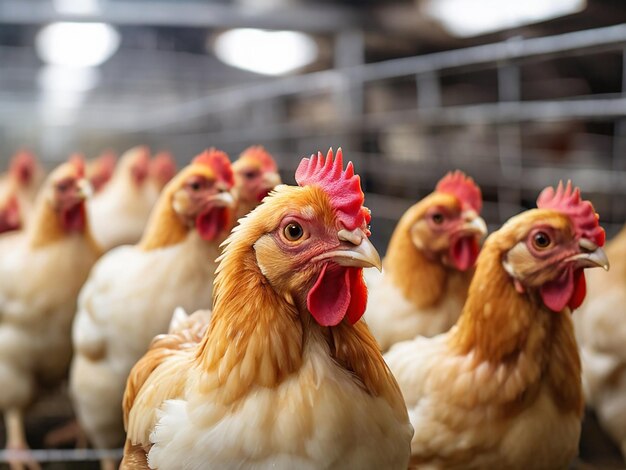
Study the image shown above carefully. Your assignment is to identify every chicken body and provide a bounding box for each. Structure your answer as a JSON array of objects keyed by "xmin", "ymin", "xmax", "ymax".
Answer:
[
  {"xmin": 0, "ymin": 151, "xmax": 45, "ymax": 233},
  {"xmin": 131, "ymin": 329, "xmax": 410, "ymax": 470},
  {"xmin": 71, "ymin": 232, "xmax": 219, "ymax": 449},
  {"xmin": 365, "ymin": 172, "xmax": 486, "ymax": 351},
  {"xmin": 365, "ymin": 264, "xmax": 469, "ymax": 350},
  {"xmin": 576, "ymin": 225, "xmax": 626, "ymax": 459},
  {"xmin": 89, "ymin": 146, "xmax": 157, "ymax": 250},
  {"xmin": 122, "ymin": 150, "xmax": 412, "ymax": 470},
  {"xmin": 0, "ymin": 158, "xmax": 99, "ymax": 457},
  {"xmin": 70, "ymin": 150, "xmax": 235, "ymax": 460},
  {"xmin": 385, "ymin": 185, "xmax": 607, "ymax": 468}
]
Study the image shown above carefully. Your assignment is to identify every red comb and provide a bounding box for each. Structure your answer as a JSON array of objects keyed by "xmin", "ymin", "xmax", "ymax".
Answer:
[
  {"xmin": 537, "ymin": 181, "xmax": 605, "ymax": 247},
  {"xmin": 193, "ymin": 148, "xmax": 234, "ymax": 188},
  {"xmin": 151, "ymin": 151, "xmax": 177, "ymax": 184},
  {"xmin": 435, "ymin": 170, "xmax": 482, "ymax": 213},
  {"xmin": 295, "ymin": 148, "xmax": 370, "ymax": 232},
  {"xmin": 240, "ymin": 146, "xmax": 277, "ymax": 172},
  {"xmin": 96, "ymin": 151, "xmax": 117, "ymax": 172},
  {"xmin": 9, "ymin": 150, "xmax": 36, "ymax": 183},
  {"xmin": 68, "ymin": 153, "xmax": 85, "ymax": 178}
]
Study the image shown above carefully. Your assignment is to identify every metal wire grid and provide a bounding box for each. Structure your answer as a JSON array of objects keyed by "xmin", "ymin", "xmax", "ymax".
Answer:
[{"xmin": 132, "ymin": 23, "xmax": 626, "ymax": 238}]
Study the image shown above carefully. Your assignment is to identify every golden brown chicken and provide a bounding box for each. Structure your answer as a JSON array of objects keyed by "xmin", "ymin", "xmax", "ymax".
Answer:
[
  {"xmin": 121, "ymin": 149, "xmax": 412, "ymax": 469},
  {"xmin": 232, "ymin": 145, "xmax": 281, "ymax": 221},
  {"xmin": 364, "ymin": 171, "xmax": 486, "ymax": 351},
  {"xmin": 0, "ymin": 156, "xmax": 99, "ymax": 468},
  {"xmin": 385, "ymin": 182, "xmax": 608, "ymax": 469},
  {"xmin": 70, "ymin": 149, "xmax": 235, "ymax": 470}
]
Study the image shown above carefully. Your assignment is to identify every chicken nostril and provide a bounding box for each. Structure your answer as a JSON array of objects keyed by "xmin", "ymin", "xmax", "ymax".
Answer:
[
  {"xmin": 578, "ymin": 238, "xmax": 598, "ymax": 253},
  {"xmin": 337, "ymin": 228, "xmax": 363, "ymax": 246}
]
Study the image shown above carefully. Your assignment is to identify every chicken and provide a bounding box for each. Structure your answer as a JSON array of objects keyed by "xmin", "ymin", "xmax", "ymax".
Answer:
[
  {"xmin": 232, "ymin": 145, "xmax": 281, "ymax": 221},
  {"xmin": 384, "ymin": 181, "xmax": 608, "ymax": 469},
  {"xmin": 0, "ymin": 150, "xmax": 45, "ymax": 234},
  {"xmin": 88, "ymin": 146, "xmax": 157, "ymax": 250},
  {"xmin": 575, "ymin": 225, "xmax": 626, "ymax": 460},
  {"xmin": 121, "ymin": 149, "xmax": 412, "ymax": 470},
  {"xmin": 364, "ymin": 171, "xmax": 486, "ymax": 351},
  {"xmin": 0, "ymin": 156, "xmax": 99, "ymax": 468},
  {"xmin": 87, "ymin": 151, "xmax": 117, "ymax": 194},
  {"xmin": 70, "ymin": 149, "xmax": 236, "ymax": 470},
  {"xmin": 149, "ymin": 151, "xmax": 176, "ymax": 192}
]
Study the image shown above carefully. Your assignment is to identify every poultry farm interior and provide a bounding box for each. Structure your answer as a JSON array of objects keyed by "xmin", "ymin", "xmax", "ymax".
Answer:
[{"xmin": 0, "ymin": 0, "xmax": 626, "ymax": 468}]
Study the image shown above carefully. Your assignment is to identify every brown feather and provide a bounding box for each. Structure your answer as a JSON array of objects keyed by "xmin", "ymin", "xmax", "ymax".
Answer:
[
  {"xmin": 328, "ymin": 319, "xmax": 407, "ymax": 416},
  {"xmin": 120, "ymin": 439, "xmax": 150, "ymax": 470}
]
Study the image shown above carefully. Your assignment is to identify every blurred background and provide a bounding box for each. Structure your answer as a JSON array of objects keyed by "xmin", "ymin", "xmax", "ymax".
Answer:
[
  {"xmin": 1, "ymin": 0, "xmax": 626, "ymax": 248},
  {"xmin": 1, "ymin": 1, "xmax": 626, "ymax": 468}
]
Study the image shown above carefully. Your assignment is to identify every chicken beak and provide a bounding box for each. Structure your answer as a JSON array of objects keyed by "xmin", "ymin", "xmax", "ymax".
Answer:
[
  {"xmin": 76, "ymin": 179, "xmax": 93, "ymax": 200},
  {"xmin": 314, "ymin": 229, "xmax": 382, "ymax": 272},
  {"xmin": 262, "ymin": 172, "xmax": 281, "ymax": 189},
  {"xmin": 461, "ymin": 211, "xmax": 487, "ymax": 240},
  {"xmin": 566, "ymin": 239, "xmax": 610, "ymax": 271},
  {"xmin": 208, "ymin": 191, "xmax": 235, "ymax": 208}
]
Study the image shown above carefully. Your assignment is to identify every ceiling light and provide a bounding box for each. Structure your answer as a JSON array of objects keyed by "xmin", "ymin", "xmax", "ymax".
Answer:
[
  {"xmin": 213, "ymin": 28, "xmax": 318, "ymax": 76},
  {"xmin": 36, "ymin": 22, "xmax": 120, "ymax": 67},
  {"xmin": 425, "ymin": 0, "xmax": 586, "ymax": 37},
  {"xmin": 38, "ymin": 65, "xmax": 100, "ymax": 93}
]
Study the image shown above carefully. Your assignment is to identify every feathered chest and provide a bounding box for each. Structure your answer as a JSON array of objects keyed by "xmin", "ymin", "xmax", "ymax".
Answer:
[{"xmin": 148, "ymin": 340, "xmax": 412, "ymax": 470}]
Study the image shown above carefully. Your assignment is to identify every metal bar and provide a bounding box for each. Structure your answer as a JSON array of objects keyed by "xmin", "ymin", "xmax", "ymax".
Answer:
[
  {"xmin": 0, "ymin": 448, "xmax": 123, "ymax": 463},
  {"xmin": 125, "ymin": 97, "xmax": 626, "ymax": 141},
  {"xmin": 611, "ymin": 46, "xmax": 626, "ymax": 223},
  {"xmin": 496, "ymin": 45, "xmax": 523, "ymax": 221},
  {"xmin": 3, "ymin": 94, "xmax": 623, "ymax": 132},
  {"xmin": 334, "ymin": 30, "xmax": 365, "ymax": 118},
  {"xmin": 128, "ymin": 23, "xmax": 626, "ymax": 131},
  {"xmin": 417, "ymin": 71, "xmax": 441, "ymax": 109},
  {"xmin": 0, "ymin": 1, "xmax": 367, "ymax": 32}
]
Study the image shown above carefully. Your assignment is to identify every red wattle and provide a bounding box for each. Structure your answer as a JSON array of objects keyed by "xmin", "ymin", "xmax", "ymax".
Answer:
[
  {"xmin": 345, "ymin": 268, "xmax": 367, "ymax": 324},
  {"xmin": 568, "ymin": 269, "xmax": 587, "ymax": 310},
  {"xmin": 256, "ymin": 189, "xmax": 270, "ymax": 202},
  {"xmin": 62, "ymin": 203, "xmax": 86, "ymax": 232},
  {"xmin": 307, "ymin": 263, "xmax": 351, "ymax": 327},
  {"xmin": 196, "ymin": 207, "xmax": 229, "ymax": 241},
  {"xmin": 307, "ymin": 265, "xmax": 369, "ymax": 327},
  {"xmin": 540, "ymin": 268, "xmax": 574, "ymax": 313},
  {"xmin": 450, "ymin": 236, "xmax": 479, "ymax": 271}
]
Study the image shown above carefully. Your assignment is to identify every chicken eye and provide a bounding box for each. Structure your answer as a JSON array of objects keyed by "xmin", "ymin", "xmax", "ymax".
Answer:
[
  {"xmin": 533, "ymin": 231, "xmax": 551, "ymax": 249},
  {"xmin": 243, "ymin": 171, "xmax": 258, "ymax": 180},
  {"xmin": 432, "ymin": 213, "xmax": 444, "ymax": 224},
  {"xmin": 188, "ymin": 178, "xmax": 207, "ymax": 191},
  {"xmin": 56, "ymin": 181, "xmax": 70, "ymax": 192},
  {"xmin": 284, "ymin": 222, "xmax": 303, "ymax": 241}
]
